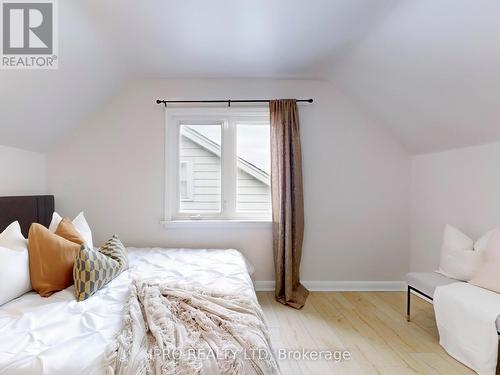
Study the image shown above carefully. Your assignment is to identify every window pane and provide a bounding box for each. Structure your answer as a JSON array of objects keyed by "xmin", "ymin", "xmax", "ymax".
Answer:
[
  {"xmin": 236, "ymin": 123, "xmax": 271, "ymax": 217},
  {"xmin": 179, "ymin": 124, "xmax": 222, "ymax": 213}
]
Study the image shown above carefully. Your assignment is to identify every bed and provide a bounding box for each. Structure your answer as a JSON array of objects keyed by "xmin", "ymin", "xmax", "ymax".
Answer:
[{"xmin": 0, "ymin": 196, "xmax": 276, "ymax": 375}]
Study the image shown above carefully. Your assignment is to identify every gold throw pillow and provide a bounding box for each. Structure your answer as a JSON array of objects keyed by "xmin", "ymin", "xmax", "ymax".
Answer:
[
  {"xmin": 28, "ymin": 223, "xmax": 80, "ymax": 297},
  {"xmin": 54, "ymin": 217, "xmax": 85, "ymax": 245}
]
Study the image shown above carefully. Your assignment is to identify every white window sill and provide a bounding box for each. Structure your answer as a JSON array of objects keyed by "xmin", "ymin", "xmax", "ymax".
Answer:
[{"xmin": 159, "ymin": 219, "xmax": 272, "ymax": 229}]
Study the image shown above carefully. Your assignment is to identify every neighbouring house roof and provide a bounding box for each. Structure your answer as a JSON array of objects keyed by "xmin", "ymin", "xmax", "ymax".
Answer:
[{"xmin": 181, "ymin": 126, "xmax": 270, "ymax": 186}]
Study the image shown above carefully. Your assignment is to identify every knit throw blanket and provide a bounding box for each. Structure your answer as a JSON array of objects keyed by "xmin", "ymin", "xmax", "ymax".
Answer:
[{"xmin": 105, "ymin": 280, "xmax": 280, "ymax": 375}]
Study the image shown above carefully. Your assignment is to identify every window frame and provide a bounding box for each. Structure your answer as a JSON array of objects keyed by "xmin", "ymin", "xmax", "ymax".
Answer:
[{"xmin": 164, "ymin": 107, "xmax": 271, "ymax": 223}]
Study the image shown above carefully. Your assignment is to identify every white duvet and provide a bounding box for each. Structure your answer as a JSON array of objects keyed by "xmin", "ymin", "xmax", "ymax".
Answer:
[{"xmin": 0, "ymin": 248, "xmax": 258, "ymax": 375}]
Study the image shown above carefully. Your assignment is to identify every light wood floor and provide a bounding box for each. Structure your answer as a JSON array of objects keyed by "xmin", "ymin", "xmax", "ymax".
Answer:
[{"xmin": 256, "ymin": 291, "xmax": 476, "ymax": 375}]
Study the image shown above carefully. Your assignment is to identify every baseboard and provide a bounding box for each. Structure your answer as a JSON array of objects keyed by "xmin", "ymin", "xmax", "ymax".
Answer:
[
  {"xmin": 254, "ymin": 280, "xmax": 406, "ymax": 292},
  {"xmin": 254, "ymin": 281, "xmax": 275, "ymax": 291}
]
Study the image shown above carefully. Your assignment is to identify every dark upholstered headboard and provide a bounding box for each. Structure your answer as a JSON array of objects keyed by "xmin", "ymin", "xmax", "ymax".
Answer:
[{"xmin": 0, "ymin": 195, "xmax": 54, "ymax": 237}]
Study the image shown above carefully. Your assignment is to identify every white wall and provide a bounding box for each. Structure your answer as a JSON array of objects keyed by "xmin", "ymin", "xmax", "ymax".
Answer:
[
  {"xmin": 47, "ymin": 79, "xmax": 410, "ymax": 283},
  {"xmin": 411, "ymin": 142, "xmax": 500, "ymax": 271},
  {"xmin": 0, "ymin": 145, "xmax": 46, "ymax": 196}
]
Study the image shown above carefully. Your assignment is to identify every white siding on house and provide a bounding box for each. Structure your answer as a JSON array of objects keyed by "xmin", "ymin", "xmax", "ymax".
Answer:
[
  {"xmin": 237, "ymin": 169, "xmax": 271, "ymax": 213},
  {"xmin": 180, "ymin": 136, "xmax": 221, "ymax": 212},
  {"xmin": 179, "ymin": 135, "xmax": 271, "ymax": 215}
]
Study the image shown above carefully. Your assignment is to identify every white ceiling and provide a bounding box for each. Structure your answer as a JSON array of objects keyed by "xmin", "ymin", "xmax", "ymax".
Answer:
[
  {"xmin": 330, "ymin": 0, "xmax": 500, "ymax": 154},
  {"xmin": 0, "ymin": 1, "xmax": 126, "ymax": 151},
  {"xmin": 1, "ymin": 0, "xmax": 499, "ymax": 154},
  {"xmin": 81, "ymin": 0, "xmax": 397, "ymax": 79}
]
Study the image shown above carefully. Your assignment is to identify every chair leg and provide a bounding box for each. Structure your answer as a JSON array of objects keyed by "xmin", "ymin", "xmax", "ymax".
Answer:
[{"xmin": 406, "ymin": 286, "xmax": 411, "ymax": 322}]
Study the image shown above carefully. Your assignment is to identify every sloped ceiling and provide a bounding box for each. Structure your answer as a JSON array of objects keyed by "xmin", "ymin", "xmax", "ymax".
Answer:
[
  {"xmin": 0, "ymin": 1, "xmax": 127, "ymax": 151},
  {"xmin": 1, "ymin": 0, "xmax": 499, "ymax": 154},
  {"xmin": 81, "ymin": 0, "xmax": 397, "ymax": 79},
  {"xmin": 329, "ymin": 0, "xmax": 500, "ymax": 154}
]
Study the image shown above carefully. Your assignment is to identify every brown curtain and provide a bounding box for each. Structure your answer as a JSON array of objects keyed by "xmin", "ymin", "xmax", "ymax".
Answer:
[{"xmin": 270, "ymin": 99, "xmax": 309, "ymax": 309}]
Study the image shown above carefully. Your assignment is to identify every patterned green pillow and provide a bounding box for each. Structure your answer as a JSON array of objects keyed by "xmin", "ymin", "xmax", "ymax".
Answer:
[
  {"xmin": 99, "ymin": 234, "xmax": 128, "ymax": 271},
  {"xmin": 73, "ymin": 244, "xmax": 123, "ymax": 301}
]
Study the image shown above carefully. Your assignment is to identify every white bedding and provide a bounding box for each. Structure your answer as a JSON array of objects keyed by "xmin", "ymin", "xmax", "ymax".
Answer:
[{"xmin": 0, "ymin": 248, "xmax": 258, "ymax": 375}]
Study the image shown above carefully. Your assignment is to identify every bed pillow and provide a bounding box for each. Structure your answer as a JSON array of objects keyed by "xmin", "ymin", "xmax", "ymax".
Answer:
[
  {"xmin": 49, "ymin": 212, "xmax": 93, "ymax": 249},
  {"xmin": 55, "ymin": 217, "xmax": 85, "ymax": 245},
  {"xmin": 0, "ymin": 221, "xmax": 29, "ymax": 252},
  {"xmin": 99, "ymin": 235, "xmax": 128, "ymax": 271},
  {"xmin": 436, "ymin": 225, "xmax": 487, "ymax": 281},
  {"xmin": 73, "ymin": 244, "xmax": 123, "ymax": 301},
  {"xmin": 0, "ymin": 246, "xmax": 31, "ymax": 306},
  {"xmin": 0, "ymin": 222, "xmax": 31, "ymax": 305},
  {"xmin": 28, "ymin": 223, "xmax": 80, "ymax": 297}
]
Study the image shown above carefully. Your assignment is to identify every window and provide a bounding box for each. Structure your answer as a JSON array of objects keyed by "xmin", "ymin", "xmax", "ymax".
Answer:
[{"xmin": 165, "ymin": 107, "xmax": 271, "ymax": 222}]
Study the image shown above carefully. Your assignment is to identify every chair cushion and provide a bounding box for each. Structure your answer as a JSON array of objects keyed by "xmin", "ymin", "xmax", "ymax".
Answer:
[
  {"xmin": 407, "ymin": 272, "xmax": 500, "ymax": 332},
  {"xmin": 406, "ymin": 272, "xmax": 461, "ymax": 298}
]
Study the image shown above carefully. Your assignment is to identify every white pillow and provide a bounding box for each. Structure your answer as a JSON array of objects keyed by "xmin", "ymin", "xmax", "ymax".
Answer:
[
  {"xmin": 49, "ymin": 212, "xmax": 93, "ymax": 249},
  {"xmin": 480, "ymin": 228, "xmax": 500, "ymax": 262},
  {"xmin": 0, "ymin": 222, "xmax": 31, "ymax": 305},
  {"xmin": 469, "ymin": 260, "xmax": 500, "ymax": 293},
  {"xmin": 474, "ymin": 228, "xmax": 497, "ymax": 253},
  {"xmin": 0, "ymin": 221, "xmax": 28, "ymax": 252},
  {"xmin": 469, "ymin": 229, "xmax": 500, "ymax": 293},
  {"xmin": 436, "ymin": 225, "xmax": 493, "ymax": 281}
]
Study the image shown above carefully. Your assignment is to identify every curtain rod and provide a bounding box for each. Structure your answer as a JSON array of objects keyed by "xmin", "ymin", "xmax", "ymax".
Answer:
[{"xmin": 155, "ymin": 98, "xmax": 313, "ymax": 107}]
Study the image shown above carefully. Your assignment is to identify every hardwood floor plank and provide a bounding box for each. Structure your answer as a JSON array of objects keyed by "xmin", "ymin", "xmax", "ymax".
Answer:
[{"xmin": 256, "ymin": 291, "xmax": 476, "ymax": 374}]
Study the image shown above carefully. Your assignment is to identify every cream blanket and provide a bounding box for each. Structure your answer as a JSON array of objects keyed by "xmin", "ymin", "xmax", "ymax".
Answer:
[
  {"xmin": 434, "ymin": 282, "xmax": 500, "ymax": 375},
  {"xmin": 105, "ymin": 280, "xmax": 280, "ymax": 375}
]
